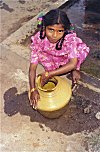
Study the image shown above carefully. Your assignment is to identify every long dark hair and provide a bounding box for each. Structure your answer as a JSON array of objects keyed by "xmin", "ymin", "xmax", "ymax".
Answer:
[{"xmin": 39, "ymin": 9, "xmax": 71, "ymax": 50}]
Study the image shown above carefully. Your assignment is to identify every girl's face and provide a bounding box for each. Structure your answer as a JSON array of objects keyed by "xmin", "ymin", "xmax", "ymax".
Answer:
[{"xmin": 45, "ymin": 24, "xmax": 65, "ymax": 43}]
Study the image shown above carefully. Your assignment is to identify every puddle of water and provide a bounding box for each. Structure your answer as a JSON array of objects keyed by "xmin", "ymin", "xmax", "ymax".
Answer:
[{"xmin": 63, "ymin": 0, "xmax": 100, "ymax": 78}]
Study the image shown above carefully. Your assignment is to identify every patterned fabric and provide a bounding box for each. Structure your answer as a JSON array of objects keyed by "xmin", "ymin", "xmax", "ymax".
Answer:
[{"xmin": 30, "ymin": 32, "xmax": 90, "ymax": 71}]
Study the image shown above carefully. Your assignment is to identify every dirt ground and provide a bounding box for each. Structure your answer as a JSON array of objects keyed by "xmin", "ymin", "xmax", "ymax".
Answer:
[
  {"xmin": 0, "ymin": 0, "xmax": 58, "ymax": 42},
  {"xmin": 0, "ymin": 0, "xmax": 100, "ymax": 152}
]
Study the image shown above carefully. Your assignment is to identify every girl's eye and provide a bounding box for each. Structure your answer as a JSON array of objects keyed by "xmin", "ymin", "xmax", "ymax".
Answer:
[
  {"xmin": 58, "ymin": 30, "xmax": 64, "ymax": 33},
  {"xmin": 49, "ymin": 29, "xmax": 54, "ymax": 32}
]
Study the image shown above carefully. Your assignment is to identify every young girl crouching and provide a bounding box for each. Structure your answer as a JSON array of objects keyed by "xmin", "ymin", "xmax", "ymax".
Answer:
[{"xmin": 29, "ymin": 9, "xmax": 90, "ymax": 108}]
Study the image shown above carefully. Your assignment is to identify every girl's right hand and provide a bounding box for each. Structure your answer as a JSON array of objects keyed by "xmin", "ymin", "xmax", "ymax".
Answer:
[{"xmin": 30, "ymin": 89, "xmax": 40, "ymax": 109}]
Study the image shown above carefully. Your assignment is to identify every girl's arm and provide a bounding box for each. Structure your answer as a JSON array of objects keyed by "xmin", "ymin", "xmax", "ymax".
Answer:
[
  {"xmin": 49, "ymin": 58, "xmax": 78, "ymax": 77},
  {"xmin": 40, "ymin": 58, "xmax": 77, "ymax": 87},
  {"xmin": 29, "ymin": 63, "xmax": 37, "ymax": 89},
  {"xmin": 29, "ymin": 63, "xmax": 40, "ymax": 109}
]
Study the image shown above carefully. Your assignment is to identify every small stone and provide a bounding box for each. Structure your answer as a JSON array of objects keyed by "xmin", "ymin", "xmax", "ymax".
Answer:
[
  {"xmin": 83, "ymin": 105, "xmax": 92, "ymax": 114},
  {"xmin": 95, "ymin": 112, "xmax": 100, "ymax": 120}
]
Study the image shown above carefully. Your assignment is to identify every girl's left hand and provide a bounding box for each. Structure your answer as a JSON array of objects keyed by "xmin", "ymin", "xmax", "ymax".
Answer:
[{"xmin": 38, "ymin": 72, "xmax": 50, "ymax": 87}]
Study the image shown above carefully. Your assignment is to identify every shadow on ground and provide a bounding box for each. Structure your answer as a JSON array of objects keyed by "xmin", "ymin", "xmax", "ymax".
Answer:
[{"xmin": 3, "ymin": 86, "xmax": 100, "ymax": 135}]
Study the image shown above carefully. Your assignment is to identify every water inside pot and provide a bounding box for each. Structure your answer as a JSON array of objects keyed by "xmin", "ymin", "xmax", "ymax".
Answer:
[
  {"xmin": 38, "ymin": 77, "xmax": 58, "ymax": 92},
  {"xmin": 42, "ymin": 80, "xmax": 57, "ymax": 90}
]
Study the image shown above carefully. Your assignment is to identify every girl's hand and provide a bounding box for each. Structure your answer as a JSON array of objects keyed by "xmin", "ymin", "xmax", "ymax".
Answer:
[
  {"xmin": 72, "ymin": 70, "xmax": 80, "ymax": 91},
  {"xmin": 72, "ymin": 70, "xmax": 80, "ymax": 84},
  {"xmin": 39, "ymin": 72, "xmax": 50, "ymax": 87},
  {"xmin": 30, "ymin": 89, "xmax": 40, "ymax": 109}
]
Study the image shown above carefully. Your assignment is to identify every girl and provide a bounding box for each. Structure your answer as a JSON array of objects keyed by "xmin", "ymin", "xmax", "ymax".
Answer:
[{"xmin": 29, "ymin": 9, "xmax": 90, "ymax": 109}]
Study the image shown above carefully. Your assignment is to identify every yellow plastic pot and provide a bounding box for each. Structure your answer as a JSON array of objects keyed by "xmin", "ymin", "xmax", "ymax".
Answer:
[{"xmin": 29, "ymin": 76, "xmax": 72, "ymax": 118}]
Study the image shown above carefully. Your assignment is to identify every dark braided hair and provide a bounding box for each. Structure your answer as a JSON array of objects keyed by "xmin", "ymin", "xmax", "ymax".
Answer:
[
  {"xmin": 40, "ymin": 16, "xmax": 46, "ymax": 39},
  {"xmin": 39, "ymin": 9, "xmax": 71, "ymax": 50}
]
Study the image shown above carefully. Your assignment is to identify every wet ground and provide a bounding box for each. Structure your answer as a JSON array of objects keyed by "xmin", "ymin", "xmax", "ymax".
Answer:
[{"xmin": 63, "ymin": 0, "xmax": 100, "ymax": 78}]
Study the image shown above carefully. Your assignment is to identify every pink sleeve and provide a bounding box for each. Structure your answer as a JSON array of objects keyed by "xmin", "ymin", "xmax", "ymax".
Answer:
[
  {"xmin": 67, "ymin": 37, "xmax": 78, "ymax": 59},
  {"xmin": 30, "ymin": 33, "xmax": 39, "ymax": 64},
  {"xmin": 67, "ymin": 34, "xmax": 90, "ymax": 70},
  {"xmin": 75, "ymin": 37, "xmax": 90, "ymax": 70}
]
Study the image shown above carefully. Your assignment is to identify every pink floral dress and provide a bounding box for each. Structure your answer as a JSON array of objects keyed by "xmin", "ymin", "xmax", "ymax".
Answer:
[{"xmin": 30, "ymin": 32, "xmax": 90, "ymax": 71}]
